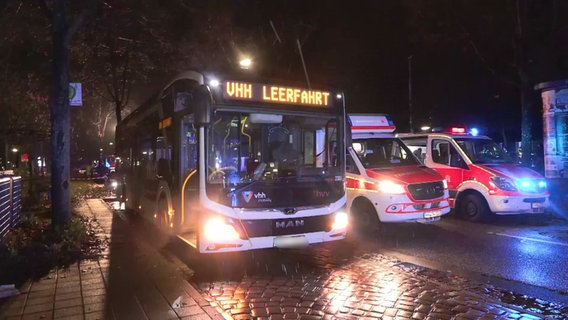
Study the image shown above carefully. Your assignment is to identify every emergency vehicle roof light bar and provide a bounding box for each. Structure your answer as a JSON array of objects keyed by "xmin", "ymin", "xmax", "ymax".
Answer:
[
  {"xmin": 450, "ymin": 127, "xmax": 466, "ymax": 134},
  {"xmin": 349, "ymin": 114, "xmax": 396, "ymax": 133}
]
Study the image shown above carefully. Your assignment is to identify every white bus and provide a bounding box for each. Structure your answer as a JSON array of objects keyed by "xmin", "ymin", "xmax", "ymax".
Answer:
[{"xmin": 116, "ymin": 70, "xmax": 348, "ymax": 253}]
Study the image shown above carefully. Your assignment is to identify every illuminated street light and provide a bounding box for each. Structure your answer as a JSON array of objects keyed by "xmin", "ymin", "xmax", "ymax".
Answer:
[
  {"xmin": 239, "ymin": 58, "xmax": 252, "ymax": 69},
  {"xmin": 209, "ymin": 79, "xmax": 220, "ymax": 87},
  {"xmin": 11, "ymin": 148, "xmax": 18, "ymax": 153},
  {"xmin": 420, "ymin": 126, "xmax": 431, "ymax": 132}
]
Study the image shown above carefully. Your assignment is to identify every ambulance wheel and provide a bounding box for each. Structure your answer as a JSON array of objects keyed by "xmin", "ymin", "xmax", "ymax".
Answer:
[
  {"xmin": 459, "ymin": 194, "xmax": 489, "ymax": 222},
  {"xmin": 350, "ymin": 200, "xmax": 379, "ymax": 235}
]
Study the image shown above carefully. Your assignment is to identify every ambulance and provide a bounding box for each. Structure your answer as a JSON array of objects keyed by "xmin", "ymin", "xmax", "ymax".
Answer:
[
  {"xmin": 399, "ymin": 128, "xmax": 549, "ymax": 222},
  {"xmin": 346, "ymin": 114, "xmax": 450, "ymax": 232}
]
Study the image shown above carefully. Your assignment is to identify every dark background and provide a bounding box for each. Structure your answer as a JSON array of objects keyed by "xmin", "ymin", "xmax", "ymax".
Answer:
[{"xmin": 2, "ymin": 0, "xmax": 568, "ymax": 165}]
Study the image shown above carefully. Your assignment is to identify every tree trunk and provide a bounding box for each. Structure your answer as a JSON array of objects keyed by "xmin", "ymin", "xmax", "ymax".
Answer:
[
  {"xmin": 50, "ymin": 1, "xmax": 71, "ymax": 226},
  {"xmin": 115, "ymin": 99, "xmax": 122, "ymax": 125}
]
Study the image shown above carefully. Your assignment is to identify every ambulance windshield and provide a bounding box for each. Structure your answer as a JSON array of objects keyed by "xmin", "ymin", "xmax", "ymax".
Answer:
[
  {"xmin": 353, "ymin": 138, "xmax": 419, "ymax": 168},
  {"xmin": 455, "ymin": 138, "xmax": 513, "ymax": 164}
]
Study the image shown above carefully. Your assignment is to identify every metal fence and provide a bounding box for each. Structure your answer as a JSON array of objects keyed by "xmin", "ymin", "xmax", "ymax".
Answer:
[{"xmin": 0, "ymin": 175, "xmax": 22, "ymax": 240}]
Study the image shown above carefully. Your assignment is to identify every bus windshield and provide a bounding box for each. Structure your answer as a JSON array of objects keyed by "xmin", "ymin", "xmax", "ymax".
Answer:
[
  {"xmin": 352, "ymin": 138, "xmax": 419, "ymax": 168},
  {"xmin": 206, "ymin": 111, "xmax": 344, "ymax": 207},
  {"xmin": 455, "ymin": 138, "xmax": 513, "ymax": 164}
]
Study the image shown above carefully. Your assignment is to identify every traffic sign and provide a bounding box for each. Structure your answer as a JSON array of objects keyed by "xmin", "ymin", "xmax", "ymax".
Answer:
[{"xmin": 70, "ymin": 82, "xmax": 82, "ymax": 106}]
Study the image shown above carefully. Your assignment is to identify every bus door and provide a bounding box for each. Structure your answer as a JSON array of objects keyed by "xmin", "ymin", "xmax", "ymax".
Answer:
[{"xmin": 179, "ymin": 115, "xmax": 199, "ymax": 233}]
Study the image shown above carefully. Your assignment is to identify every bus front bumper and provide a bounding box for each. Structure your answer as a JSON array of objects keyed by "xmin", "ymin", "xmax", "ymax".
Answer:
[{"xmin": 198, "ymin": 229, "xmax": 346, "ymax": 253}]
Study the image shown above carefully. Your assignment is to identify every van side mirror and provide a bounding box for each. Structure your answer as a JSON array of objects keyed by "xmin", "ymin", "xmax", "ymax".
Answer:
[{"xmin": 194, "ymin": 85, "xmax": 211, "ymax": 126}]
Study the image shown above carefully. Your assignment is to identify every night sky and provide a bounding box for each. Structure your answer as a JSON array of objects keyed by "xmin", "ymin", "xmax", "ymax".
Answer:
[{"xmin": 191, "ymin": 0, "xmax": 567, "ymax": 143}]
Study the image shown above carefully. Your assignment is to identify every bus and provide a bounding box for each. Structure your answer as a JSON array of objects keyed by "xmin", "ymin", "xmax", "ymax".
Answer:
[{"xmin": 116, "ymin": 70, "xmax": 348, "ymax": 253}]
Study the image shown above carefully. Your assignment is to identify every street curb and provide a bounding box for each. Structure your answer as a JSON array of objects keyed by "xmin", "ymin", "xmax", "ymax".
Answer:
[
  {"xmin": 100, "ymin": 199, "xmax": 227, "ymax": 320},
  {"xmin": 160, "ymin": 249, "xmax": 228, "ymax": 320}
]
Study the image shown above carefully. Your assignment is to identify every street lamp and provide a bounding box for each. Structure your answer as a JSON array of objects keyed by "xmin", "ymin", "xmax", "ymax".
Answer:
[
  {"xmin": 239, "ymin": 57, "xmax": 252, "ymax": 69},
  {"xmin": 11, "ymin": 148, "xmax": 19, "ymax": 168}
]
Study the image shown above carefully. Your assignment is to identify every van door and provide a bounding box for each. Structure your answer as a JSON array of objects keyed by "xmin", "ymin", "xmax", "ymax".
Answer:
[{"xmin": 429, "ymin": 138, "xmax": 468, "ymax": 203}]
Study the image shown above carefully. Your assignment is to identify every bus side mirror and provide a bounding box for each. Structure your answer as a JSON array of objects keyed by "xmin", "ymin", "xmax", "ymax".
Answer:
[{"xmin": 194, "ymin": 85, "xmax": 211, "ymax": 126}]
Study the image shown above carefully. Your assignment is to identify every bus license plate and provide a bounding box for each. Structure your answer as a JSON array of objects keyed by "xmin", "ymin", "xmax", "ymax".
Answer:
[{"xmin": 274, "ymin": 236, "xmax": 308, "ymax": 248}]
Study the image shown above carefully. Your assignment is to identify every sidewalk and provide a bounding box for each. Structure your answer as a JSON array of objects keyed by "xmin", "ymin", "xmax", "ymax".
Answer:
[{"xmin": 0, "ymin": 199, "xmax": 225, "ymax": 320}]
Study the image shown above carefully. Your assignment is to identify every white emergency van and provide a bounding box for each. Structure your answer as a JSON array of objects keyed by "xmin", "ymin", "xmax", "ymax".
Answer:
[
  {"xmin": 346, "ymin": 114, "xmax": 450, "ymax": 232},
  {"xmin": 399, "ymin": 129, "xmax": 549, "ymax": 222}
]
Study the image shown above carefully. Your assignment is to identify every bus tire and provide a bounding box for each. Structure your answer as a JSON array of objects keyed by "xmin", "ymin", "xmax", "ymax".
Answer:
[
  {"xmin": 459, "ymin": 193, "xmax": 489, "ymax": 222},
  {"xmin": 350, "ymin": 199, "xmax": 379, "ymax": 235},
  {"xmin": 158, "ymin": 196, "xmax": 170, "ymax": 232}
]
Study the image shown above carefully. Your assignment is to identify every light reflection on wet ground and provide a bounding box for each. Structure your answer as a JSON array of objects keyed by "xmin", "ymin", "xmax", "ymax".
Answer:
[
  {"xmin": 106, "ymin": 200, "xmax": 568, "ymax": 319},
  {"xmin": 181, "ymin": 239, "xmax": 566, "ymax": 319}
]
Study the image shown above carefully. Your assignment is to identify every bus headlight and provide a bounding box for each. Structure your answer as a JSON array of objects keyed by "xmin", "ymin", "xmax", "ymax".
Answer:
[
  {"xmin": 203, "ymin": 218, "xmax": 241, "ymax": 242},
  {"xmin": 378, "ymin": 181, "xmax": 406, "ymax": 194},
  {"xmin": 332, "ymin": 211, "xmax": 348, "ymax": 230}
]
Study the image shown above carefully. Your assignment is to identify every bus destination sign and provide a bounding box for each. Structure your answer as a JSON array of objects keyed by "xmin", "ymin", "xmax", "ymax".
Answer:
[{"xmin": 222, "ymin": 81, "xmax": 332, "ymax": 107}]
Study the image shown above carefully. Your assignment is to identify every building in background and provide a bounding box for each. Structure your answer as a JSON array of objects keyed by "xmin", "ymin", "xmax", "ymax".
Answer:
[{"xmin": 535, "ymin": 80, "xmax": 568, "ymax": 179}]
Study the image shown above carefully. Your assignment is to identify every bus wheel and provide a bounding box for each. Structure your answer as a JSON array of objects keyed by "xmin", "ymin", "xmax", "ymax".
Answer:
[
  {"xmin": 158, "ymin": 197, "xmax": 170, "ymax": 232},
  {"xmin": 459, "ymin": 194, "xmax": 489, "ymax": 222},
  {"xmin": 351, "ymin": 200, "xmax": 379, "ymax": 235}
]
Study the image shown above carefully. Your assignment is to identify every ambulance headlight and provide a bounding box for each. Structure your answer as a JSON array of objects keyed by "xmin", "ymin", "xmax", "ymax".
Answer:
[
  {"xmin": 203, "ymin": 218, "xmax": 240, "ymax": 242},
  {"xmin": 516, "ymin": 178, "xmax": 547, "ymax": 193},
  {"xmin": 517, "ymin": 178, "xmax": 533, "ymax": 191},
  {"xmin": 332, "ymin": 211, "xmax": 348, "ymax": 230},
  {"xmin": 490, "ymin": 176, "xmax": 517, "ymax": 192},
  {"xmin": 378, "ymin": 181, "xmax": 406, "ymax": 194}
]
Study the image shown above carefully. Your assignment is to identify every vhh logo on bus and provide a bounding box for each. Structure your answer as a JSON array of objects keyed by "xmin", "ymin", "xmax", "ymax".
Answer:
[{"xmin": 242, "ymin": 191, "xmax": 267, "ymax": 203}]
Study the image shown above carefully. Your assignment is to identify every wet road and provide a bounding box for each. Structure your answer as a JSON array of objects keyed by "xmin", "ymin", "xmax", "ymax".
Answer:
[
  {"xmin": 166, "ymin": 214, "xmax": 568, "ymax": 319},
  {"xmin": 365, "ymin": 214, "xmax": 568, "ymax": 297}
]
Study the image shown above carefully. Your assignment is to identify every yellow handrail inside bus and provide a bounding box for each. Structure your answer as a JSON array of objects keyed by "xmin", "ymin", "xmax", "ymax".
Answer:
[
  {"xmin": 181, "ymin": 169, "xmax": 197, "ymax": 225},
  {"xmin": 241, "ymin": 117, "xmax": 251, "ymax": 154}
]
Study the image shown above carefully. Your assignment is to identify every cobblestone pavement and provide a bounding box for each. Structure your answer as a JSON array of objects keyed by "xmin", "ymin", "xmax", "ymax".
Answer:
[
  {"xmin": 195, "ymin": 241, "xmax": 567, "ymax": 320},
  {"xmin": 0, "ymin": 199, "xmax": 223, "ymax": 320}
]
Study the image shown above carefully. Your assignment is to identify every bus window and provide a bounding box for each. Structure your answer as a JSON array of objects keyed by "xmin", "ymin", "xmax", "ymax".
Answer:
[{"xmin": 181, "ymin": 117, "xmax": 198, "ymax": 176}]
